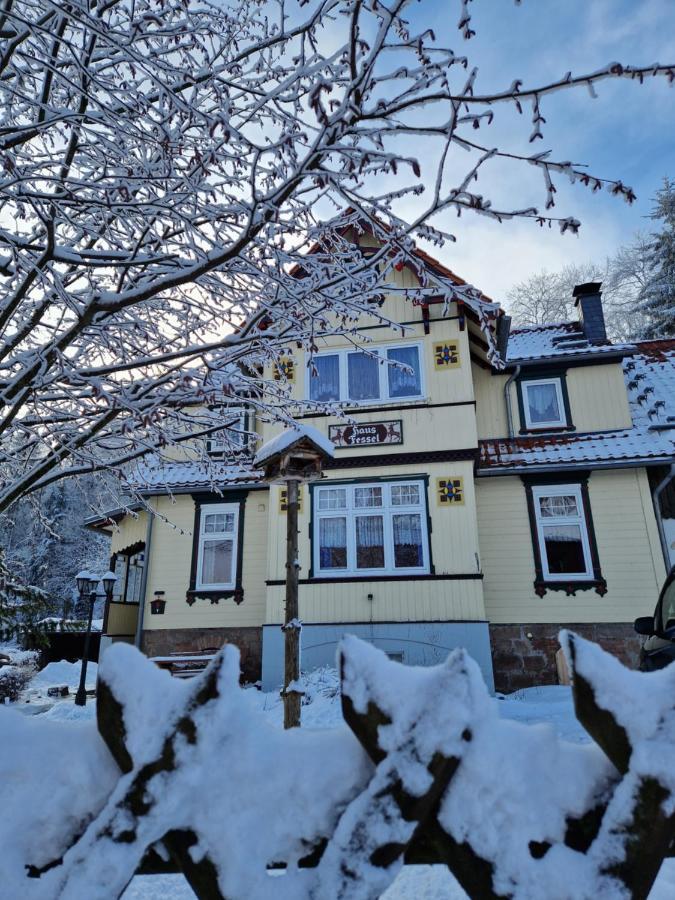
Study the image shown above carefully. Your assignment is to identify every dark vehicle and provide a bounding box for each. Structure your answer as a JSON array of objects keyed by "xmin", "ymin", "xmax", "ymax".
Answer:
[{"xmin": 634, "ymin": 569, "xmax": 675, "ymax": 671}]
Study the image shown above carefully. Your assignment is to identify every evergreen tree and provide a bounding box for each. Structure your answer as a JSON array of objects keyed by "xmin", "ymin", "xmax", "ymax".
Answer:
[
  {"xmin": 0, "ymin": 548, "xmax": 52, "ymax": 647},
  {"xmin": 639, "ymin": 178, "xmax": 675, "ymax": 338}
]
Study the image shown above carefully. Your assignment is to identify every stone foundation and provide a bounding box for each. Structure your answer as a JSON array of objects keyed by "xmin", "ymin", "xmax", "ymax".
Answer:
[
  {"xmin": 142, "ymin": 627, "xmax": 262, "ymax": 683},
  {"xmin": 489, "ymin": 622, "xmax": 641, "ymax": 694}
]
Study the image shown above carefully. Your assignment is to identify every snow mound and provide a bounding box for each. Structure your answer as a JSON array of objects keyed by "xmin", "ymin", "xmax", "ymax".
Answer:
[{"xmin": 30, "ymin": 659, "xmax": 98, "ymax": 692}]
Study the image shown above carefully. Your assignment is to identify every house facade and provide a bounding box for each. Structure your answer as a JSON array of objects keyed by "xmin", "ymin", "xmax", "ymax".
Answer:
[{"xmin": 91, "ymin": 240, "xmax": 675, "ymax": 693}]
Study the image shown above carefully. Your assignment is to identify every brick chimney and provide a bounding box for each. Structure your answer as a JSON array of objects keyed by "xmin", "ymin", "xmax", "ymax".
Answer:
[{"xmin": 573, "ymin": 282, "xmax": 606, "ymax": 344}]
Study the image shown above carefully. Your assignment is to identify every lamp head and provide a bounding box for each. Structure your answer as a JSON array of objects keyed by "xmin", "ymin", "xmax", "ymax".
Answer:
[{"xmin": 76, "ymin": 570, "xmax": 91, "ymax": 595}]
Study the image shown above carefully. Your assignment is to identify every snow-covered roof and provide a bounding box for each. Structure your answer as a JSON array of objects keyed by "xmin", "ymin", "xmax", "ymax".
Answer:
[
  {"xmin": 254, "ymin": 423, "xmax": 335, "ymax": 467},
  {"xmin": 506, "ymin": 321, "xmax": 634, "ymax": 364},
  {"xmin": 480, "ymin": 338, "xmax": 675, "ymax": 473},
  {"xmin": 625, "ymin": 340, "xmax": 675, "ymax": 430},
  {"xmin": 479, "ymin": 427, "xmax": 674, "ymax": 473},
  {"xmin": 128, "ymin": 459, "xmax": 263, "ymax": 493}
]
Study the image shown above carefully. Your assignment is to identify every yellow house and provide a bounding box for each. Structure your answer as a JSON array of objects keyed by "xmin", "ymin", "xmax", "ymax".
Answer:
[{"xmin": 89, "ymin": 240, "xmax": 675, "ymax": 693}]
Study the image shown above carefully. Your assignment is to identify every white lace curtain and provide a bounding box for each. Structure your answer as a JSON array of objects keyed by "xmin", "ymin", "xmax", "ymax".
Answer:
[
  {"xmin": 527, "ymin": 383, "xmax": 559, "ymax": 422},
  {"xmin": 310, "ymin": 355, "xmax": 340, "ymax": 401}
]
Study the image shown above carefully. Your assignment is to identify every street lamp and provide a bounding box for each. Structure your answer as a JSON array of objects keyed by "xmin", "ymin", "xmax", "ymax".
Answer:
[{"xmin": 74, "ymin": 570, "xmax": 117, "ymax": 706}]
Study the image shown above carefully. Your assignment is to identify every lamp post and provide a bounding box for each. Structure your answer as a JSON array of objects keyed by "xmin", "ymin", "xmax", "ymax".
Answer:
[{"xmin": 74, "ymin": 570, "xmax": 117, "ymax": 706}]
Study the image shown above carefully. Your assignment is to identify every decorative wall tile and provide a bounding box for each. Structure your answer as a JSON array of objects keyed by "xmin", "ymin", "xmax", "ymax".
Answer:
[
  {"xmin": 433, "ymin": 342, "xmax": 460, "ymax": 369},
  {"xmin": 273, "ymin": 356, "xmax": 295, "ymax": 382},
  {"xmin": 436, "ymin": 477, "xmax": 464, "ymax": 506},
  {"xmin": 279, "ymin": 486, "xmax": 303, "ymax": 513}
]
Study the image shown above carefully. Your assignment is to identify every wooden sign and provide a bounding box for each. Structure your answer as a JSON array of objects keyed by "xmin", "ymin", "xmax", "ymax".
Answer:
[{"xmin": 329, "ymin": 420, "xmax": 403, "ymax": 448}]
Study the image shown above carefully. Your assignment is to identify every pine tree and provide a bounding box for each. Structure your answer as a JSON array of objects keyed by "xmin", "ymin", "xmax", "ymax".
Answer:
[
  {"xmin": 639, "ymin": 178, "xmax": 675, "ymax": 338},
  {"xmin": 0, "ymin": 548, "xmax": 52, "ymax": 647}
]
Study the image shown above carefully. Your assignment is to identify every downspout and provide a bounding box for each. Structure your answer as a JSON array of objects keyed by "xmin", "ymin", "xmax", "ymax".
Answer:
[
  {"xmin": 504, "ymin": 365, "xmax": 521, "ymax": 439},
  {"xmin": 134, "ymin": 505, "xmax": 155, "ymax": 650},
  {"xmin": 653, "ymin": 464, "xmax": 675, "ymax": 572}
]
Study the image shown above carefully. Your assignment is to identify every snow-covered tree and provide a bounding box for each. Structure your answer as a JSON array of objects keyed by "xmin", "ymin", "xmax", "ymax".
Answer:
[
  {"xmin": 506, "ymin": 246, "xmax": 653, "ymax": 341},
  {"xmin": 0, "ymin": 547, "xmax": 52, "ymax": 645},
  {"xmin": 0, "ymin": 476, "xmax": 111, "ymax": 616},
  {"xmin": 639, "ymin": 178, "xmax": 675, "ymax": 338},
  {"xmin": 507, "ymin": 263, "xmax": 604, "ymax": 327},
  {"xmin": 0, "ymin": 0, "xmax": 672, "ymax": 515}
]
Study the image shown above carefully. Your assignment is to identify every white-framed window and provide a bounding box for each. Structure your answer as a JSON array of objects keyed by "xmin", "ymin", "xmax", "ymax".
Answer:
[
  {"xmin": 521, "ymin": 378, "xmax": 567, "ymax": 430},
  {"xmin": 313, "ymin": 479, "xmax": 430, "ymax": 577},
  {"xmin": 208, "ymin": 409, "xmax": 250, "ymax": 455},
  {"xmin": 531, "ymin": 484, "xmax": 593, "ymax": 580},
  {"xmin": 195, "ymin": 503, "xmax": 239, "ymax": 590},
  {"xmin": 307, "ymin": 342, "xmax": 424, "ymax": 405}
]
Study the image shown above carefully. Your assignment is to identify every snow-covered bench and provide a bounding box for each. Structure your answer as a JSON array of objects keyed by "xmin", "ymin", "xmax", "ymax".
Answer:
[{"xmin": 150, "ymin": 651, "xmax": 218, "ymax": 679}]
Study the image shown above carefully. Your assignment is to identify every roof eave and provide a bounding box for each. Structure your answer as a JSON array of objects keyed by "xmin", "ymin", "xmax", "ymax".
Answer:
[
  {"xmin": 477, "ymin": 455, "xmax": 674, "ymax": 476},
  {"xmin": 502, "ymin": 348, "xmax": 634, "ymax": 370}
]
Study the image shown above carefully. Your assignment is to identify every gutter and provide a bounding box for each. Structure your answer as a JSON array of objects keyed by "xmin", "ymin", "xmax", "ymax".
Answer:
[
  {"xmin": 503, "ymin": 348, "xmax": 633, "ymax": 371},
  {"xmin": 134, "ymin": 505, "xmax": 155, "ymax": 650},
  {"xmin": 504, "ymin": 365, "xmax": 521, "ymax": 438},
  {"xmin": 476, "ymin": 456, "xmax": 675, "ymax": 477},
  {"xmin": 653, "ymin": 464, "xmax": 675, "ymax": 572}
]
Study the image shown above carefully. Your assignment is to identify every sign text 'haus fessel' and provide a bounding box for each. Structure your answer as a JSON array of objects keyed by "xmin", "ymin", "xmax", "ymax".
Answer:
[{"xmin": 329, "ymin": 420, "xmax": 403, "ymax": 448}]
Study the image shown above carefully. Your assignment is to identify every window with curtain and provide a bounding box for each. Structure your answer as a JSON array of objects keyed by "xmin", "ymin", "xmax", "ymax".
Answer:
[
  {"xmin": 532, "ymin": 485, "xmax": 592, "ymax": 579},
  {"xmin": 314, "ymin": 480, "xmax": 429, "ymax": 576},
  {"xmin": 196, "ymin": 503, "xmax": 239, "ymax": 589},
  {"xmin": 307, "ymin": 343, "xmax": 423, "ymax": 404},
  {"xmin": 310, "ymin": 354, "xmax": 340, "ymax": 402},
  {"xmin": 387, "ymin": 346, "xmax": 422, "ymax": 398},
  {"xmin": 522, "ymin": 378, "xmax": 566, "ymax": 429}
]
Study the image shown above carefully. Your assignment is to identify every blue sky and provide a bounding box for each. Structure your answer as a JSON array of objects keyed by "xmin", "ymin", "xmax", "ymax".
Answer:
[{"xmin": 401, "ymin": 0, "xmax": 675, "ymax": 302}]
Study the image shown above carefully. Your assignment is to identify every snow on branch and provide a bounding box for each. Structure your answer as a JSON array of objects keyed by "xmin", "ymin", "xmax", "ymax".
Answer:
[{"xmin": 0, "ymin": 0, "xmax": 672, "ymax": 512}]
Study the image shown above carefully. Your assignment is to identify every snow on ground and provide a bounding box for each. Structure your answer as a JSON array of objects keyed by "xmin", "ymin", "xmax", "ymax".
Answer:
[
  {"xmin": 27, "ymin": 658, "xmax": 98, "ymax": 694},
  {"xmin": 3, "ymin": 657, "xmax": 675, "ymax": 898}
]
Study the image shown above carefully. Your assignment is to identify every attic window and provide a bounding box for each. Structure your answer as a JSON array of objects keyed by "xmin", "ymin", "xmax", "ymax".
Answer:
[{"xmin": 521, "ymin": 378, "xmax": 567, "ymax": 430}]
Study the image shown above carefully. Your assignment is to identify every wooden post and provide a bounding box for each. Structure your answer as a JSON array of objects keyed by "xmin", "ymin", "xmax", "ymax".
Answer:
[{"xmin": 283, "ymin": 477, "xmax": 302, "ymax": 729}]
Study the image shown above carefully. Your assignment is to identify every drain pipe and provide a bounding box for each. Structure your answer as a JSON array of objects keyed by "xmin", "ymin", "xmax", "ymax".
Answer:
[
  {"xmin": 653, "ymin": 464, "xmax": 675, "ymax": 572},
  {"xmin": 504, "ymin": 365, "xmax": 521, "ymax": 438},
  {"xmin": 134, "ymin": 504, "xmax": 155, "ymax": 650}
]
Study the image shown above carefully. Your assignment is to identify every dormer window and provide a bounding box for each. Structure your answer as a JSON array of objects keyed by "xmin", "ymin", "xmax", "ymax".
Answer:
[
  {"xmin": 520, "ymin": 377, "xmax": 568, "ymax": 431},
  {"xmin": 308, "ymin": 342, "xmax": 424, "ymax": 405}
]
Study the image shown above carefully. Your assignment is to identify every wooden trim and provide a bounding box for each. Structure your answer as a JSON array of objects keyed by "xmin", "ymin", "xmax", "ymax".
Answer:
[
  {"xmin": 521, "ymin": 475, "xmax": 607, "ymax": 597},
  {"xmin": 324, "ymin": 448, "xmax": 477, "ymax": 470},
  {"xmin": 187, "ymin": 491, "xmax": 249, "ymax": 606},
  {"xmin": 308, "ymin": 474, "xmax": 434, "ymax": 579},
  {"xmin": 266, "ymin": 573, "xmax": 483, "ymax": 586},
  {"xmin": 470, "ymin": 351, "xmax": 492, "ymax": 371},
  {"xmin": 468, "ymin": 330, "xmax": 489, "ymax": 353},
  {"xmin": 517, "ymin": 369, "xmax": 575, "ymax": 434},
  {"xmin": 297, "ymin": 400, "xmax": 476, "ymax": 420},
  {"xmin": 262, "ymin": 618, "xmax": 489, "ymax": 626}
]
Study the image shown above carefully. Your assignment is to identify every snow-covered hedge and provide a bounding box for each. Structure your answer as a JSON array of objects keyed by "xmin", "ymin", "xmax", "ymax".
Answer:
[{"xmin": 1, "ymin": 635, "xmax": 674, "ymax": 899}]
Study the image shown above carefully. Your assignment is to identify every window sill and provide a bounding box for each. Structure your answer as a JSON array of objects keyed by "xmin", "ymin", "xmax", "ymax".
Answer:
[
  {"xmin": 534, "ymin": 577, "xmax": 607, "ymax": 598},
  {"xmin": 266, "ymin": 573, "xmax": 483, "ymax": 585},
  {"xmin": 519, "ymin": 425, "xmax": 575, "ymax": 436},
  {"xmin": 186, "ymin": 587, "xmax": 244, "ymax": 606},
  {"xmin": 335, "ymin": 396, "xmax": 428, "ymax": 411}
]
